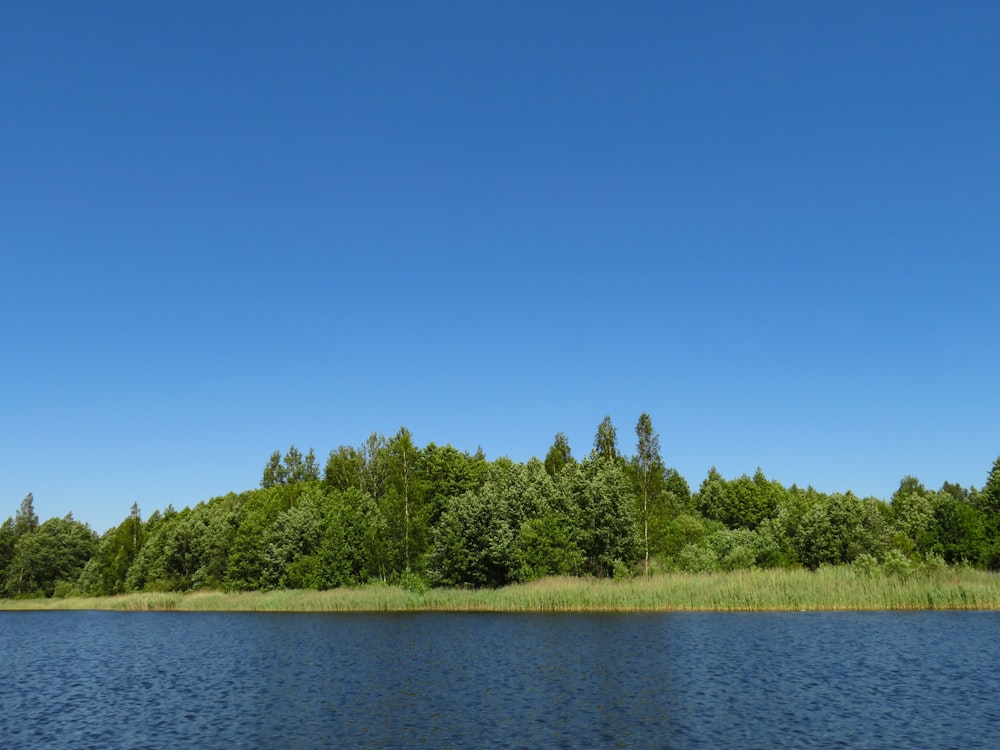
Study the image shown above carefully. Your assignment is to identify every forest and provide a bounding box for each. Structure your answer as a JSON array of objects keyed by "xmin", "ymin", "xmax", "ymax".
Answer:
[{"xmin": 2, "ymin": 414, "xmax": 999, "ymax": 599}]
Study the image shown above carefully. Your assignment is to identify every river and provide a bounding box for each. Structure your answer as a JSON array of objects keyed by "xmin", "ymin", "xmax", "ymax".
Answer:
[{"xmin": 1, "ymin": 610, "xmax": 998, "ymax": 748}]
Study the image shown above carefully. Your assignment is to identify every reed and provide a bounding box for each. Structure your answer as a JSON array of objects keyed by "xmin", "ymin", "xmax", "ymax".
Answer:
[{"xmin": 3, "ymin": 567, "xmax": 999, "ymax": 612}]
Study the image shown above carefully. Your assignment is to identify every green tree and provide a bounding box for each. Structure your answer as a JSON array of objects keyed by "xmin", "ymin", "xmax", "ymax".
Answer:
[
  {"xmin": 384, "ymin": 427, "xmax": 426, "ymax": 574},
  {"xmin": 694, "ymin": 467, "xmax": 727, "ymax": 521},
  {"xmin": 593, "ymin": 415, "xmax": 619, "ymax": 462},
  {"xmin": 694, "ymin": 468, "xmax": 779, "ymax": 531},
  {"xmin": 285, "ymin": 446, "xmax": 320, "ymax": 484},
  {"xmin": 977, "ymin": 457, "xmax": 1000, "ymax": 529},
  {"xmin": 421, "ymin": 442, "xmax": 488, "ymax": 527},
  {"xmin": 544, "ymin": 432, "xmax": 574, "ymax": 478},
  {"xmin": 890, "ymin": 476, "xmax": 935, "ymax": 559},
  {"xmin": 261, "ymin": 451, "xmax": 286, "ymax": 488},
  {"xmin": 262, "ymin": 446, "xmax": 320, "ymax": 488},
  {"xmin": 975, "ymin": 456, "xmax": 1000, "ymax": 568},
  {"xmin": 0, "ymin": 518, "xmax": 15, "ymax": 587},
  {"xmin": 793, "ymin": 492, "xmax": 880, "ymax": 569},
  {"xmin": 632, "ymin": 413, "xmax": 664, "ymax": 575},
  {"xmin": 14, "ymin": 493, "xmax": 39, "ymax": 537},
  {"xmin": 429, "ymin": 459, "xmax": 555, "ymax": 588},
  {"xmin": 662, "ymin": 468, "xmax": 692, "ymax": 515},
  {"xmin": 5, "ymin": 514, "xmax": 97, "ymax": 597},
  {"xmin": 360, "ymin": 433, "xmax": 390, "ymax": 502},
  {"xmin": 315, "ymin": 488, "xmax": 387, "ymax": 586},
  {"xmin": 128, "ymin": 497, "xmax": 239, "ymax": 591},
  {"xmin": 324, "ymin": 445, "xmax": 365, "ymax": 491},
  {"xmin": 78, "ymin": 502, "xmax": 146, "ymax": 595},
  {"xmin": 560, "ymin": 458, "xmax": 641, "ymax": 577},
  {"xmin": 224, "ymin": 487, "xmax": 289, "ymax": 590},
  {"xmin": 260, "ymin": 499, "xmax": 324, "ymax": 589},
  {"xmin": 928, "ymin": 491, "xmax": 985, "ymax": 566},
  {"xmin": 513, "ymin": 512, "xmax": 584, "ymax": 581}
]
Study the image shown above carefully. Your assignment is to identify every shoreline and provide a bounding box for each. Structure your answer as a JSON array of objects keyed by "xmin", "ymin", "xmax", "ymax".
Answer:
[{"xmin": 3, "ymin": 567, "xmax": 1000, "ymax": 613}]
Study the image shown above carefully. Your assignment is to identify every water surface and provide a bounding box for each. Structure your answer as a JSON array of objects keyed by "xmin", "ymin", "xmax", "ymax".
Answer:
[{"xmin": 1, "ymin": 610, "xmax": 997, "ymax": 748}]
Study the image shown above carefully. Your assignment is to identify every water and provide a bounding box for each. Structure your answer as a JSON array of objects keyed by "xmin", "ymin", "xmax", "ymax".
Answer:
[{"xmin": 1, "ymin": 610, "xmax": 998, "ymax": 748}]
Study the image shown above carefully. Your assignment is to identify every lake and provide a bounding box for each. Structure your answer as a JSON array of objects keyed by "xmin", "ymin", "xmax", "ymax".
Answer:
[{"xmin": 1, "ymin": 610, "xmax": 998, "ymax": 748}]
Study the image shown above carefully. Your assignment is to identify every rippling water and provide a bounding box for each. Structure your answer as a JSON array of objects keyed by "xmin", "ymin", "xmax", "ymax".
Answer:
[{"xmin": 1, "ymin": 610, "xmax": 998, "ymax": 748}]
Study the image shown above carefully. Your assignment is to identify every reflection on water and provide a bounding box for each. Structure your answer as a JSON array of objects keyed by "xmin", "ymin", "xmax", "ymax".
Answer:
[{"xmin": 1, "ymin": 610, "xmax": 998, "ymax": 748}]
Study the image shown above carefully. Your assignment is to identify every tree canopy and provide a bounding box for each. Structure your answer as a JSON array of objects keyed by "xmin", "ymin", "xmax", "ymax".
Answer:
[{"xmin": 2, "ymin": 419, "xmax": 997, "ymax": 598}]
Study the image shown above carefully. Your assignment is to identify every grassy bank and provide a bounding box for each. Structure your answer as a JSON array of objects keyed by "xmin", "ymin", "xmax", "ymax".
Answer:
[{"xmin": 3, "ymin": 567, "xmax": 1000, "ymax": 613}]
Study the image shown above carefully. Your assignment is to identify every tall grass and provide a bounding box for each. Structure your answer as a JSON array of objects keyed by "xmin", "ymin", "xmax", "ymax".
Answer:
[{"xmin": 3, "ymin": 567, "xmax": 999, "ymax": 612}]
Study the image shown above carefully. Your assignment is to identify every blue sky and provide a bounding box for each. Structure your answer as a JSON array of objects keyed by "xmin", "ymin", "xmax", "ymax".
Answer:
[{"xmin": 2, "ymin": 1, "xmax": 998, "ymax": 533}]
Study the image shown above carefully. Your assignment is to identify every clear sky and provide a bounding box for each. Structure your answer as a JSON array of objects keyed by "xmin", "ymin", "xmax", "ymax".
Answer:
[{"xmin": 2, "ymin": 1, "xmax": 998, "ymax": 533}]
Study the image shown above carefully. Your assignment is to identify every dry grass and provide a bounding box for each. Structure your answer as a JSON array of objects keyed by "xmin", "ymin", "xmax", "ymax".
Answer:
[{"xmin": 3, "ymin": 567, "xmax": 999, "ymax": 612}]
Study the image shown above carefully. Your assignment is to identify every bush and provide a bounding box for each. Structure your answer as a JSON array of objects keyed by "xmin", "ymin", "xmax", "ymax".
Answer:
[
  {"xmin": 852, "ymin": 553, "xmax": 881, "ymax": 579},
  {"xmin": 882, "ymin": 549, "xmax": 913, "ymax": 578},
  {"xmin": 52, "ymin": 580, "xmax": 79, "ymax": 598},
  {"xmin": 395, "ymin": 570, "xmax": 430, "ymax": 594},
  {"xmin": 675, "ymin": 544, "xmax": 720, "ymax": 573}
]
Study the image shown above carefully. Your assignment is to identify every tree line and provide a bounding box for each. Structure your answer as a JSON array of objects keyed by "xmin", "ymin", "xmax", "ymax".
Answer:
[{"xmin": 2, "ymin": 414, "xmax": 999, "ymax": 598}]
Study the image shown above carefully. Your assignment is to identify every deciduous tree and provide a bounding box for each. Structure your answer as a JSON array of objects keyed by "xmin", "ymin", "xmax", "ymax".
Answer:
[
  {"xmin": 593, "ymin": 416, "xmax": 619, "ymax": 463},
  {"xmin": 544, "ymin": 432, "xmax": 574, "ymax": 477},
  {"xmin": 633, "ymin": 413, "xmax": 664, "ymax": 574}
]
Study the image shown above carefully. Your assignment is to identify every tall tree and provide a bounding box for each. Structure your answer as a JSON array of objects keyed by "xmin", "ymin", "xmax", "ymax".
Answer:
[
  {"xmin": 890, "ymin": 476, "xmax": 934, "ymax": 557},
  {"xmin": 544, "ymin": 432, "xmax": 574, "ymax": 477},
  {"xmin": 284, "ymin": 446, "xmax": 320, "ymax": 484},
  {"xmin": 78, "ymin": 502, "xmax": 147, "ymax": 595},
  {"xmin": 262, "ymin": 446, "xmax": 320, "ymax": 489},
  {"xmin": 5, "ymin": 514, "xmax": 97, "ymax": 597},
  {"xmin": 324, "ymin": 445, "xmax": 365, "ymax": 491},
  {"xmin": 976, "ymin": 456, "xmax": 1000, "ymax": 568},
  {"xmin": 261, "ymin": 451, "xmax": 286, "ymax": 488},
  {"xmin": 385, "ymin": 427, "xmax": 425, "ymax": 573},
  {"xmin": 14, "ymin": 493, "xmax": 39, "ymax": 537},
  {"xmin": 593, "ymin": 415, "xmax": 619, "ymax": 462},
  {"xmin": 559, "ymin": 458, "xmax": 641, "ymax": 577},
  {"xmin": 633, "ymin": 413, "xmax": 663, "ymax": 575},
  {"xmin": 359, "ymin": 433, "xmax": 390, "ymax": 502},
  {"xmin": 0, "ymin": 518, "xmax": 16, "ymax": 585},
  {"xmin": 977, "ymin": 456, "xmax": 1000, "ymax": 527}
]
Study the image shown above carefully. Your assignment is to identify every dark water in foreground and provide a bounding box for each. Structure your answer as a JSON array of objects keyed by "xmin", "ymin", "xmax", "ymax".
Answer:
[{"xmin": 1, "ymin": 610, "xmax": 998, "ymax": 748}]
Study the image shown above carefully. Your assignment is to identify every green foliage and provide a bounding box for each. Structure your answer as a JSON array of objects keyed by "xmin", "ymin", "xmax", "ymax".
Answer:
[
  {"xmin": 422, "ymin": 442, "xmax": 487, "ymax": 526},
  {"xmin": 260, "ymin": 500, "xmax": 324, "ymax": 588},
  {"xmin": 15, "ymin": 493, "xmax": 39, "ymax": 537},
  {"xmin": 129, "ymin": 497, "xmax": 239, "ymax": 591},
  {"xmin": 5, "ymin": 515, "xmax": 97, "ymax": 597},
  {"xmin": 658, "ymin": 513, "xmax": 721, "ymax": 560},
  {"xmin": 662, "ymin": 468, "xmax": 691, "ymax": 515},
  {"xmin": 5, "ymin": 421, "xmax": 999, "ymax": 598},
  {"xmin": 382, "ymin": 427, "xmax": 428, "ymax": 574},
  {"xmin": 324, "ymin": 445, "xmax": 365, "ymax": 491},
  {"xmin": 793, "ymin": 492, "xmax": 888, "ymax": 569},
  {"xmin": 318, "ymin": 488, "xmax": 386, "ymax": 586},
  {"xmin": 928, "ymin": 491, "xmax": 985, "ymax": 565},
  {"xmin": 882, "ymin": 549, "xmax": 914, "ymax": 578},
  {"xmin": 78, "ymin": 503, "xmax": 146, "ymax": 595},
  {"xmin": 544, "ymin": 432, "xmax": 574, "ymax": 478},
  {"xmin": 675, "ymin": 544, "xmax": 720, "ymax": 573},
  {"xmin": 593, "ymin": 415, "xmax": 619, "ymax": 462},
  {"xmin": 976, "ymin": 457, "xmax": 1000, "ymax": 568},
  {"xmin": 262, "ymin": 446, "xmax": 320, "ymax": 488},
  {"xmin": 852, "ymin": 553, "xmax": 881, "ymax": 578},
  {"xmin": 429, "ymin": 459, "xmax": 557, "ymax": 588},
  {"xmin": 891, "ymin": 477, "xmax": 935, "ymax": 555},
  {"xmin": 562, "ymin": 458, "xmax": 641, "ymax": 577},
  {"xmin": 632, "ymin": 412, "xmax": 664, "ymax": 574},
  {"xmin": 695, "ymin": 468, "xmax": 780, "ymax": 531},
  {"xmin": 0, "ymin": 518, "xmax": 16, "ymax": 585},
  {"xmin": 223, "ymin": 487, "xmax": 287, "ymax": 590},
  {"xmin": 513, "ymin": 513, "xmax": 584, "ymax": 581}
]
